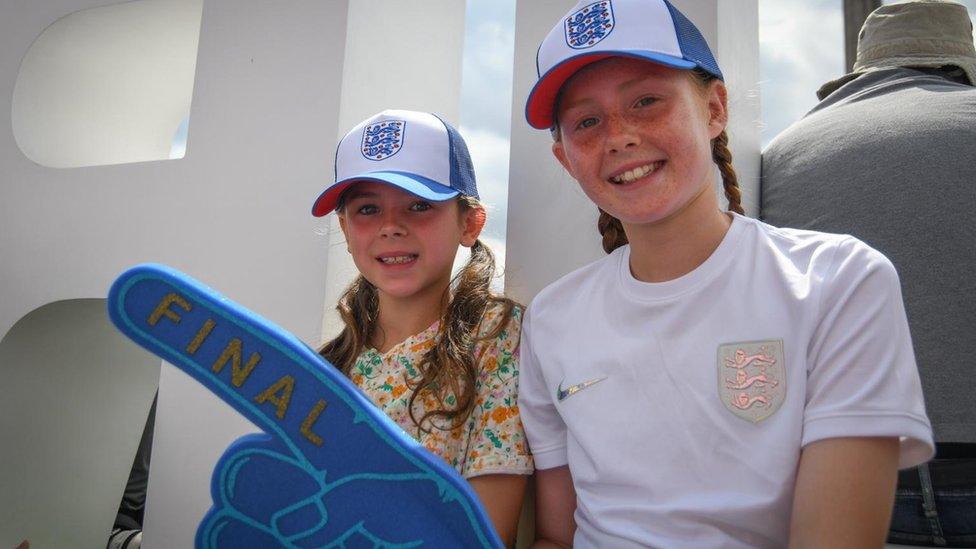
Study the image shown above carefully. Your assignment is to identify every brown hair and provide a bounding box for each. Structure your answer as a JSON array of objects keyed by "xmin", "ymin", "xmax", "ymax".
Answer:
[
  {"xmin": 556, "ymin": 66, "xmax": 745, "ymax": 254},
  {"xmin": 318, "ymin": 195, "xmax": 518, "ymax": 434}
]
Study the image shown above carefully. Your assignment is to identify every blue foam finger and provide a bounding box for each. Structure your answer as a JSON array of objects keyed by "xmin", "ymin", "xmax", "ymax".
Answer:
[{"xmin": 107, "ymin": 263, "xmax": 503, "ymax": 549}]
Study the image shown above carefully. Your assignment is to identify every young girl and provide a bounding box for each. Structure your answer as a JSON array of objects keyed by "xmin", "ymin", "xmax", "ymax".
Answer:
[
  {"xmin": 517, "ymin": 1, "xmax": 934, "ymax": 547},
  {"xmin": 311, "ymin": 110, "xmax": 533, "ymax": 545}
]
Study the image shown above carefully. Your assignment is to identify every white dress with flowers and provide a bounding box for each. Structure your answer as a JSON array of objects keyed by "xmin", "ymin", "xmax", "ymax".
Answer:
[{"xmin": 350, "ymin": 303, "xmax": 534, "ymax": 478}]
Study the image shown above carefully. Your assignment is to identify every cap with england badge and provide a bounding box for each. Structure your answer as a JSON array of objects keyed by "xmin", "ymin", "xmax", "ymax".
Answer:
[
  {"xmin": 525, "ymin": 0, "xmax": 724, "ymax": 129},
  {"xmin": 311, "ymin": 110, "xmax": 478, "ymax": 217}
]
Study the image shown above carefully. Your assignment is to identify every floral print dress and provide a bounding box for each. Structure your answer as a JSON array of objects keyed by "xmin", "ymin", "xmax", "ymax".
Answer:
[{"xmin": 350, "ymin": 303, "xmax": 533, "ymax": 479}]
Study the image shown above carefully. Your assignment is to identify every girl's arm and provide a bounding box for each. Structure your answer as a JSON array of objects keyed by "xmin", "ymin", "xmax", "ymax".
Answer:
[
  {"xmin": 788, "ymin": 436, "xmax": 899, "ymax": 548},
  {"xmin": 469, "ymin": 474, "xmax": 528, "ymax": 547},
  {"xmin": 464, "ymin": 303, "xmax": 534, "ymax": 546},
  {"xmin": 788, "ymin": 240, "xmax": 931, "ymax": 547},
  {"xmin": 531, "ymin": 465, "xmax": 576, "ymax": 548}
]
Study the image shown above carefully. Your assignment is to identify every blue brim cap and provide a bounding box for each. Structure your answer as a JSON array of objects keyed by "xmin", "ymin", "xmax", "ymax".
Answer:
[
  {"xmin": 312, "ymin": 110, "xmax": 477, "ymax": 217},
  {"xmin": 526, "ymin": 50, "xmax": 698, "ymax": 129},
  {"xmin": 526, "ymin": 0, "xmax": 723, "ymax": 129},
  {"xmin": 311, "ymin": 171, "xmax": 460, "ymax": 217}
]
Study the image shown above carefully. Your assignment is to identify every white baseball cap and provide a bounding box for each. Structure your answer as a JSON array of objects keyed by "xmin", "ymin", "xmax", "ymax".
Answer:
[
  {"xmin": 525, "ymin": 0, "xmax": 724, "ymax": 129},
  {"xmin": 311, "ymin": 110, "xmax": 478, "ymax": 216}
]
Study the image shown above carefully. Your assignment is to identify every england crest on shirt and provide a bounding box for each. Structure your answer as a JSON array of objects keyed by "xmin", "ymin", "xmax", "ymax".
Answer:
[
  {"xmin": 362, "ymin": 120, "xmax": 405, "ymax": 161},
  {"xmin": 564, "ymin": 1, "xmax": 615, "ymax": 49},
  {"xmin": 718, "ymin": 340, "xmax": 786, "ymax": 423}
]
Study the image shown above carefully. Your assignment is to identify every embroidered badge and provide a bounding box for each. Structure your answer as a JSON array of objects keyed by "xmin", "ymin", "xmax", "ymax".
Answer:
[
  {"xmin": 556, "ymin": 377, "xmax": 607, "ymax": 401},
  {"xmin": 361, "ymin": 120, "xmax": 405, "ymax": 161},
  {"xmin": 564, "ymin": 1, "xmax": 615, "ymax": 49},
  {"xmin": 718, "ymin": 340, "xmax": 785, "ymax": 423}
]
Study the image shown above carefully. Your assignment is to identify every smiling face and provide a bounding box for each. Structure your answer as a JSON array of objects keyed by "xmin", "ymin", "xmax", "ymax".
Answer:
[
  {"xmin": 337, "ymin": 181, "xmax": 483, "ymax": 303},
  {"xmin": 552, "ymin": 57, "xmax": 728, "ymax": 228}
]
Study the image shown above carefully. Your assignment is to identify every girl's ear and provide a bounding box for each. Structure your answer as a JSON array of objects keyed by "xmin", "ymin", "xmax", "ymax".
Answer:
[
  {"xmin": 706, "ymin": 80, "xmax": 729, "ymax": 139},
  {"xmin": 337, "ymin": 213, "xmax": 351, "ymax": 253},
  {"xmin": 552, "ymin": 139, "xmax": 576, "ymax": 178},
  {"xmin": 459, "ymin": 205, "xmax": 486, "ymax": 248}
]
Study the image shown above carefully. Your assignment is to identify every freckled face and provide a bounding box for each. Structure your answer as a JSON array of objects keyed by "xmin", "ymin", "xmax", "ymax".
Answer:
[
  {"xmin": 552, "ymin": 57, "xmax": 727, "ymax": 226},
  {"xmin": 338, "ymin": 182, "xmax": 479, "ymax": 301}
]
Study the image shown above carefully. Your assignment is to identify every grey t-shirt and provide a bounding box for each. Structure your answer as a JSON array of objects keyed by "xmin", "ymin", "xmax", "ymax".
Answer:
[{"xmin": 761, "ymin": 67, "xmax": 976, "ymax": 443}]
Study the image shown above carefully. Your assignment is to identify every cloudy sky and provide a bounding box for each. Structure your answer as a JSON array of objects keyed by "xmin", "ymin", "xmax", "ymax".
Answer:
[
  {"xmin": 759, "ymin": 0, "xmax": 845, "ymax": 147},
  {"xmin": 452, "ymin": 0, "xmax": 976, "ymax": 283},
  {"xmin": 457, "ymin": 0, "xmax": 518, "ymax": 284}
]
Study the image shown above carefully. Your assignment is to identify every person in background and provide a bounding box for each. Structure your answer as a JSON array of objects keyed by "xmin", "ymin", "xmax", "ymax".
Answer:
[
  {"xmin": 107, "ymin": 395, "xmax": 155, "ymax": 549},
  {"xmin": 762, "ymin": 1, "xmax": 976, "ymax": 545}
]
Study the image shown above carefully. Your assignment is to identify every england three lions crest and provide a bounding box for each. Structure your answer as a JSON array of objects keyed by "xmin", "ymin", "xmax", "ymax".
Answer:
[
  {"xmin": 362, "ymin": 120, "xmax": 405, "ymax": 161},
  {"xmin": 565, "ymin": 1, "xmax": 615, "ymax": 49},
  {"xmin": 718, "ymin": 340, "xmax": 786, "ymax": 423}
]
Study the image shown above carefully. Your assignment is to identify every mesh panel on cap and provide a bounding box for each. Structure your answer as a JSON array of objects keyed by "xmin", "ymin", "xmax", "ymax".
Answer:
[
  {"xmin": 433, "ymin": 114, "xmax": 479, "ymax": 199},
  {"xmin": 664, "ymin": 0, "xmax": 723, "ymax": 80}
]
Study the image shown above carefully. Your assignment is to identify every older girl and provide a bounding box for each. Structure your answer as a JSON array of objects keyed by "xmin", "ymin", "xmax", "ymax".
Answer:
[{"xmin": 517, "ymin": 1, "xmax": 934, "ymax": 547}]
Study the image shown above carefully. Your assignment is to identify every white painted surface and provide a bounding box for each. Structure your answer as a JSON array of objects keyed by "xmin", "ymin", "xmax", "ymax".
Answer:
[
  {"xmin": 12, "ymin": 0, "xmax": 201, "ymax": 168},
  {"xmin": 0, "ymin": 300, "xmax": 160, "ymax": 549},
  {"xmin": 717, "ymin": 0, "xmax": 761, "ymax": 216},
  {"xmin": 1, "ymin": 0, "xmax": 347, "ymax": 546}
]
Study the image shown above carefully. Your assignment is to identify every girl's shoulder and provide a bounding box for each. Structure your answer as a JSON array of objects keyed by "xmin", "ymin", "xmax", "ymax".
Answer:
[
  {"xmin": 752, "ymin": 215, "xmax": 888, "ymax": 259},
  {"xmin": 741, "ymin": 212, "xmax": 844, "ymax": 245},
  {"xmin": 476, "ymin": 298, "xmax": 524, "ymax": 341},
  {"xmin": 747, "ymin": 215, "xmax": 900, "ymax": 287},
  {"xmin": 528, "ymin": 249, "xmax": 624, "ymax": 320}
]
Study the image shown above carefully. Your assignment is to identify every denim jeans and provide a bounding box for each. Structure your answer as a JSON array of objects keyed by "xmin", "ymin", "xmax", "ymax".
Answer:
[{"xmin": 888, "ymin": 453, "xmax": 976, "ymax": 547}]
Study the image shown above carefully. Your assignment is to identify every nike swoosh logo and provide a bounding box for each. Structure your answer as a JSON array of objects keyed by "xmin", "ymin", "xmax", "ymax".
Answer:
[{"xmin": 557, "ymin": 377, "xmax": 607, "ymax": 401}]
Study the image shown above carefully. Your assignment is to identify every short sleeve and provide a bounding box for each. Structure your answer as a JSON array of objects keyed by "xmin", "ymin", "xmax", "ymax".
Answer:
[
  {"xmin": 803, "ymin": 238, "xmax": 934, "ymax": 468},
  {"xmin": 517, "ymin": 306, "xmax": 569, "ymax": 470},
  {"xmin": 461, "ymin": 305, "xmax": 534, "ymax": 478}
]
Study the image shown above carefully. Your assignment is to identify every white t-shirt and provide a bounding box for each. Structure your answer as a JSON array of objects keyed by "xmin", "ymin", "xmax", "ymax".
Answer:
[{"xmin": 518, "ymin": 213, "xmax": 934, "ymax": 549}]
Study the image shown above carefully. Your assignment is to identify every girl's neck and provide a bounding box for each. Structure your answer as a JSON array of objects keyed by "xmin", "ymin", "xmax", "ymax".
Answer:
[
  {"xmin": 623, "ymin": 186, "xmax": 733, "ymax": 283},
  {"xmin": 372, "ymin": 282, "xmax": 449, "ymax": 354}
]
